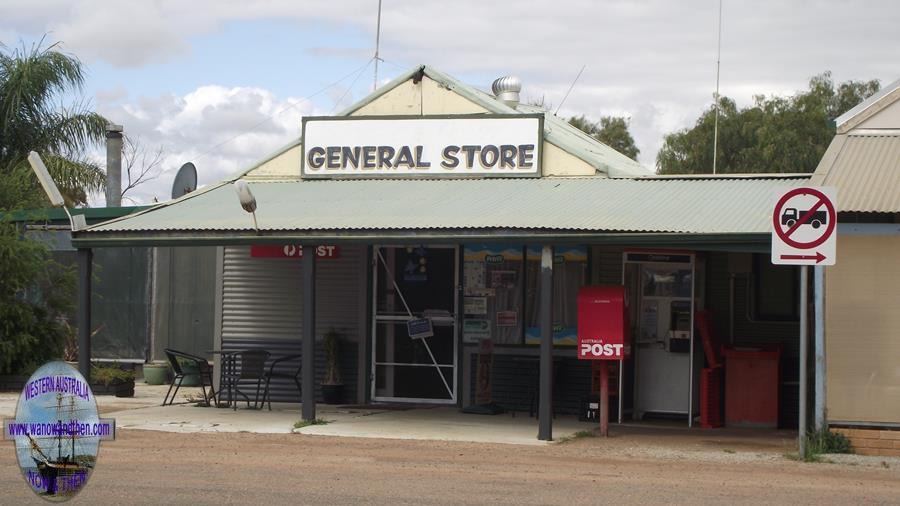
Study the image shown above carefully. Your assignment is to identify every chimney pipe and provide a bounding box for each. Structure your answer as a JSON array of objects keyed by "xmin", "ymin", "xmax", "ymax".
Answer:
[{"xmin": 105, "ymin": 124, "xmax": 123, "ymax": 207}]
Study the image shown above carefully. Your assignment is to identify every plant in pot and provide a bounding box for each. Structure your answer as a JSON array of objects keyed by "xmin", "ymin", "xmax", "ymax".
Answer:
[
  {"xmin": 142, "ymin": 361, "xmax": 169, "ymax": 385},
  {"xmin": 91, "ymin": 364, "xmax": 135, "ymax": 398},
  {"xmin": 321, "ymin": 330, "xmax": 344, "ymax": 404}
]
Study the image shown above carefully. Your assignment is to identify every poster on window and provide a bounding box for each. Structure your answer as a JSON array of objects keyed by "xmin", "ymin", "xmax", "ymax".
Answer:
[
  {"xmin": 490, "ymin": 270, "xmax": 517, "ymax": 289},
  {"xmin": 463, "ymin": 319, "xmax": 491, "ymax": 343},
  {"xmin": 464, "ymin": 296, "xmax": 488, "ymax": 315},
  {"xmin": 496, "ymin": 310, "xmax": 518, "ymax": 327}
]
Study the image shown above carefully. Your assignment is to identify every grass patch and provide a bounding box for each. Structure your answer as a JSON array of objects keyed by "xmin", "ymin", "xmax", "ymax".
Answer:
[
  {"xmin": 293, "ymin": 418, "xmax": 330, "ymax": 429},
  {"xmin": 556, "ymin": 429, "xmax": 598, "ymax": 444},
  {"xmin": 786, "ymin": 428, "xmax": 852, "ymax": 463}
]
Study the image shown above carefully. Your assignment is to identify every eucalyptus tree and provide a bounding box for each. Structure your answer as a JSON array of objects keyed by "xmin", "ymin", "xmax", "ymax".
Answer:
[{"xmin": 656, "ymin": 72, "xmax": 880, "ymax": 174}]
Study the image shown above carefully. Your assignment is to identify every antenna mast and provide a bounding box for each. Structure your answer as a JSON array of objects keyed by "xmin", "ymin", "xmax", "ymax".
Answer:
[
  {"xmin": 712, "ymin": 0, "xmax": 723, "ymax": 174},
  {"xmin": 373, "ymin": 0, "xmax": 383, "ymax": 91},
  {"xmin": 555, "ymin": 64, "xmax": 586, "ymax": 115}
]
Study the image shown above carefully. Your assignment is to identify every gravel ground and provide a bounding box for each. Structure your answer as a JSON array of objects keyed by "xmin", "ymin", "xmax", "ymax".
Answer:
[{"xmin": 2, "ymin": 429, "xmax": 899, "ymax": 505}]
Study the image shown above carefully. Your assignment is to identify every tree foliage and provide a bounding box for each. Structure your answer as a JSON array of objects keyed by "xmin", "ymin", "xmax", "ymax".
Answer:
[
  {"xmin": 0, "ymin": 40, "xmax": 108, "ymax": 210},
  {"xmin": 568, "ymin": 115, "xmax": 640, "ymax": 161},
  {"xmin": 0, "ymin": 221, "xmax": 74, "ymax": 374},
  {"xmin": 656, "ymin": 72, "xmax": 880, "ymax": 174},
  {"xmin": 0, "ymin": 40, "xmax": 103, "ymax": 374}
]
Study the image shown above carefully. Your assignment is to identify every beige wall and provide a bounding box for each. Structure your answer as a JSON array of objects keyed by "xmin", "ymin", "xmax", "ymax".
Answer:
[
  {"xmin": 826, "ymin": 234, "xmax": 900, "ymax": 424},
  {"xmin": 857, "ymin": 100, "xmax": 900, "ymax": 130},
  {"xmin": 245, "ymin": 75, "xmax": 597, "ymax": 179},
  {"xmin": 245, "ymin": 144, "xmax": 302, "ymax": 179},
  {"xmin": 352, "ymin": 76, "xmax": 488, "ymax": 116}
]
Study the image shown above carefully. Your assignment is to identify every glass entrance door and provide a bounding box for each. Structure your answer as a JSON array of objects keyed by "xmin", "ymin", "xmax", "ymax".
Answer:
[{"xmin": 372, "ymin": 246, "xmax": 458, "ymax": 403}]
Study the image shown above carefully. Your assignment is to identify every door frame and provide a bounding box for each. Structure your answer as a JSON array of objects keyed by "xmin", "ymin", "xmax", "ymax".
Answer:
[
  {"xmin": 622, "ymin": 250, "xmax": 697, "ymax": 426},
  {"xmin": 370, "ymin": 245, "xmax": 460, "ymax": 404}
]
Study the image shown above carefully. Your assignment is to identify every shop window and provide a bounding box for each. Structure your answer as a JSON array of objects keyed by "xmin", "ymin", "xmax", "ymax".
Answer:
[
  {"xmin": 462, "ymin": 244, "xmax": 524, "ymax": 345},
  {"xmin": 752, "ymin": 254, "xmax": 798, "ymax": 321},
  {"xmin": 524, "ymin": 246, "xmax": 587, "ymax": 346}
]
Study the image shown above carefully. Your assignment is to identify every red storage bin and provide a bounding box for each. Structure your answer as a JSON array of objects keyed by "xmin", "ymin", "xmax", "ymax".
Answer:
[
  {"xmin": 723, "ymin": 347, "xmax": 781, "ymax": 428},
  {"xmin": 700, "ymin": 367, "xmax": 723, "ymax": 428}
]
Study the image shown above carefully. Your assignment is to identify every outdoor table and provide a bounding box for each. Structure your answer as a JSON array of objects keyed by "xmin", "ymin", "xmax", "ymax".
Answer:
[{"xmin": 206, "ymin": 350, "xmax": 237, "ymax": 408}]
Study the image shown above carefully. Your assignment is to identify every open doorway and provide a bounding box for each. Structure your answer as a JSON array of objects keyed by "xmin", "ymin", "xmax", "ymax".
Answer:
[{"xmin": 372, "ymin": 246, "xmax": 458, "ymax": 403}]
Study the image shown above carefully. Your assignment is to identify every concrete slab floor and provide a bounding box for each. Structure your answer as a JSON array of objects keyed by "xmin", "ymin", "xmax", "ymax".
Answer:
[{"xmin": 1, "ymin": 383, "xmax": 798, "ymax": 450}]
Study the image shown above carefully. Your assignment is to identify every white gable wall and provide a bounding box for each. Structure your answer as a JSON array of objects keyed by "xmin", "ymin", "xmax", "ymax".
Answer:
[
  {"xmin": 855, "ymin": 99, "xmax": 900, "ymax": 130},
  {"xmin": 245, "ymin": 75, "xmax": 597, "ymax": 179}
]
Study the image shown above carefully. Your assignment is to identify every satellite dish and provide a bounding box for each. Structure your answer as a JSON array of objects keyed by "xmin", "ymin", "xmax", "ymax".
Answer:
[{"xmin": 171, "ymin": 162, "xmax": 197, "ymax": 199}]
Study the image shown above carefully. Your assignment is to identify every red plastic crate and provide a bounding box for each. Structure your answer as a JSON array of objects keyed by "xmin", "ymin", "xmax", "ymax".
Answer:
[{"xmin": 700, "ymin": 367, "xmax": 723, "ymax": 428}]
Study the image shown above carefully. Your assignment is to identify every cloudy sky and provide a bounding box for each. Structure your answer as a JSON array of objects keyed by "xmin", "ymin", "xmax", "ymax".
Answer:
[{"xmin": 2, "ymin": 0, "xmax": 898, "ymax": 204}]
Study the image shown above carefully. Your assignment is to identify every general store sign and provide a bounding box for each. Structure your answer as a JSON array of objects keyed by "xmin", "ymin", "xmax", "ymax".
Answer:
[{"xmin": 301, "ymin": 115, "xmax": 542, "ymax": 178}]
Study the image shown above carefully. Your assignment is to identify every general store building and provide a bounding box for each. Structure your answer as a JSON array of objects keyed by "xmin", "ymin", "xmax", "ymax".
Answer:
[{"xmin": 72, "ymin": 66, "xmax": 817, "ymax": 440}]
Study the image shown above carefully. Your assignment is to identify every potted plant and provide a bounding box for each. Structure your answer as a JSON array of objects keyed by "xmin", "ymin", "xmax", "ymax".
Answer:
[
  {"xmin": 321, "ymin": 330, "xmax": 344, "ymax": 404},
  {"xmin": 142, "ymin": 361, "xmax": 169, "ymax": 385},
  {"xmin": 91, "ymin": 364, "xmax": 135, "ymax": 397}
]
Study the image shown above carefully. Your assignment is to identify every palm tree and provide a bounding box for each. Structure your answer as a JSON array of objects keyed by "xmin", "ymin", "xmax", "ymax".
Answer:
[{"xmin": 0, "ymin": 40, "xmax": 108, "ymax": 209}]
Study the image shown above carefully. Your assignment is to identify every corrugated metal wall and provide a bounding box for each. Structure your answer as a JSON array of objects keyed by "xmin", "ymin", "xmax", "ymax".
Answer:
[
  {"xmin": 152, "ymin": 247, "xmax": 217, "ymax": 360},
  {"xmin": 468, "ymin": 354, "xmax": 592, "ymax": 415},
  {"xmin": 90, "ymin": 247, "xmax": 152, "ymax": 359},
  {"xmin": 219, "ymin": 245, "xmax": 366, "ymax": 403}
]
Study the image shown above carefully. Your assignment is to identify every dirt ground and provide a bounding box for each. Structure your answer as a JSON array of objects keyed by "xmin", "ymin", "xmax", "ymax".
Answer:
[{"xmin": 2, "ymin": 429, "xmax": 899, "ymax": 505}]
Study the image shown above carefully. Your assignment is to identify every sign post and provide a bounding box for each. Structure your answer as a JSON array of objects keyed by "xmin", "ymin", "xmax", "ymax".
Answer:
[{"xmin": 771, "ymin": 186, "xmax": 837, "ymax": 458}]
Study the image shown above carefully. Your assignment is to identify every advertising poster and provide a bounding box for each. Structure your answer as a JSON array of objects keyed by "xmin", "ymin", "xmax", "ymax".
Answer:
[
  {"xmin": 464, "ymin": 296, "xmax": 488, "ymax": 315},
  {"xmin": 463, "ymin": 319, "xmax": 491, "ymax": 343},
  {"xmin": 496, "ymin": 310, "xmax": 518, "ymax": 327}
]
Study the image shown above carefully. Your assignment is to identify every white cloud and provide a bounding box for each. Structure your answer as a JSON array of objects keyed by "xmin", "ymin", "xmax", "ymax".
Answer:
[
  {"xmin": 95, "ymin": 85, "xmax": 319, "ymax": 204},
  {"xmin": 6, "ymin": 0, "xmax": 898, "ymax": 173}
]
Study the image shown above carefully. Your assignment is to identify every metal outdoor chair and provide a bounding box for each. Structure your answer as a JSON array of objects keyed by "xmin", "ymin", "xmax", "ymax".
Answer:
[
  {"xmin": 261, "ymin": 354, "xmax": 302, "ymax": 411},
  {"xmin": 221, "ymin": 349, "xmax": 270, "ymax": 410},
  {"xmin": 162, "ymin": 348, "xmax": 216, "ymax": 406}
]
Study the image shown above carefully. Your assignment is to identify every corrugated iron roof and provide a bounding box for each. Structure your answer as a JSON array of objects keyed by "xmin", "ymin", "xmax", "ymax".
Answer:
[
  {"xmin": 811, "ymin": 133, "xmax": 900, "ymax": 212},
  {"xmin": 82, "ymin": 176, "xmax": 807, "ymax": 238}
]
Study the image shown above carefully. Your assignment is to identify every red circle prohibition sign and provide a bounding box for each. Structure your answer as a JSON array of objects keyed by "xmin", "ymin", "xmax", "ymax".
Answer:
[{"xmin": 773, "ymin": 187, "xmax": 836, "ymax": 249}]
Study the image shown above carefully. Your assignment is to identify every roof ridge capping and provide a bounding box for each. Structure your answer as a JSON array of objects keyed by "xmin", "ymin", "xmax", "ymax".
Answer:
[{"xmin": 339, "ymin": 64, "xmax": 652, "ymax": 178}]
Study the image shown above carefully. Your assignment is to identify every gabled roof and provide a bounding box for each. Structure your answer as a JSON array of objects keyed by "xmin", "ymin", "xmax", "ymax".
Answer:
[
  {"xmin": 810, "ymin": 131, "xmax": 900, "ymax": 213},
  {"xmin": 338, "ymin": 65, "xmax": 650, "ymax": 178},
  {"xmin": 834, "ymin": 77, "xmax": 900, "ymax": 134}
]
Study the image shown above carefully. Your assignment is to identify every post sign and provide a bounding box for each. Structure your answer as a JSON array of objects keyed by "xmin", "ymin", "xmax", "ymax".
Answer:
[
  {"xmin": 407, "ymin": 318, "xmax": 434, "ymax": 340},
  {"xmin": 771, "ymin": 187, "xmax": 837, "ymax": 265},
  {"xmin": 250, "ymin": 245, "xmax": 340, "ymax": 259},
  {"xmin": 301, "ymin": 115, "xmax": 542, "ymax": 178},
  {"xmin": 577, "ymin": 286, "xmax": 630, "ymax": 360}
]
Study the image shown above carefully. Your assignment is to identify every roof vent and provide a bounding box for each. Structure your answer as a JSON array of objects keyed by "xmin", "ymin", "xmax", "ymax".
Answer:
[{"xmin": 492, "ymin": 75, "xmax": 521, "ymax": 109}]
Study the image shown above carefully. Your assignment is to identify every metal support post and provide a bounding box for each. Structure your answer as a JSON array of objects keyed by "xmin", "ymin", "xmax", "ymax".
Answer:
[
  {"xmin": 302, "ymin": 246, "xmax": 317, "ymax": 421},
  {"xmin": 799, "ymin": 266, "xmax": 809, "ymax": 456},
  {"xmin": 599, "ymin": 361, "xmax": 609, "ymax": 437},
  {"xmin": 814, "ymin": 265, "xmax": 825, "ymax": 431},
  {"xmin": 538, "ymin": 245, "xmax": 554, "ymax": 441},
  {"xmin": 77, "ymin": 249, "xmax": 93, "ymax": 381}
]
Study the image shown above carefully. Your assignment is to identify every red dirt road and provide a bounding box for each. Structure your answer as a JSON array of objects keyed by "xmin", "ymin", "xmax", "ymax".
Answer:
[{"xmin": 2, "ymin": 430, "xmax": 898, "ymax": 505}]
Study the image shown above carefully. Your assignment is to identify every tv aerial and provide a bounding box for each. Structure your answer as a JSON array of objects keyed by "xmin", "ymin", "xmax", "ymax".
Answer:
[{"xmin": 171, "ymin": 162, "xmax": 198, "ymax": 200}]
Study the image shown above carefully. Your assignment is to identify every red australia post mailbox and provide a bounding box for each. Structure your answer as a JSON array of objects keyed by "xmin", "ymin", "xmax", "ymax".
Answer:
[{"xmin": 577, "ymin": 285, "xmax": 629, "ymax": 360}]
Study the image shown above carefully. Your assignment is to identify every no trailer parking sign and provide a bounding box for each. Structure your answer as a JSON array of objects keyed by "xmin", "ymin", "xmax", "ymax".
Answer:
[{"xmin": 771, "ymin": 187, "xmax": 837, "ymax": 265}]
